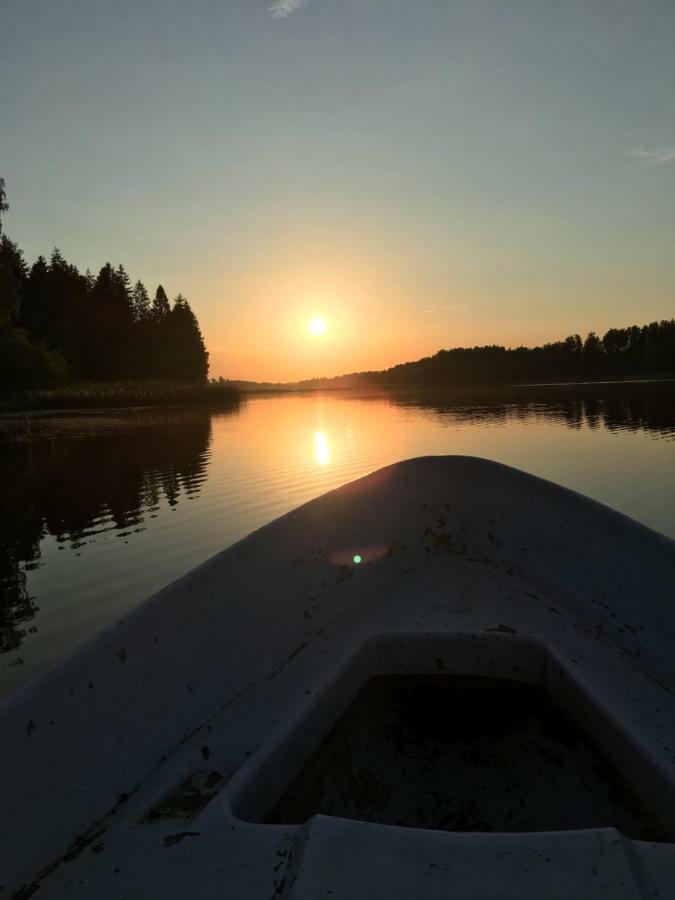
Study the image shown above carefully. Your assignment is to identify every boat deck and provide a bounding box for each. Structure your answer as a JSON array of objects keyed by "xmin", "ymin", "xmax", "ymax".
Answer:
[{"xmin": 2, "ymin": 456, "xmax": 675, "ymax": 898}]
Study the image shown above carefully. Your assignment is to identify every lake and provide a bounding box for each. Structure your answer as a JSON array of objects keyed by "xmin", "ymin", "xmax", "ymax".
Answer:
[{"xmin": 2, "ymin": 380, "xmax": 675, "ymax": 699}]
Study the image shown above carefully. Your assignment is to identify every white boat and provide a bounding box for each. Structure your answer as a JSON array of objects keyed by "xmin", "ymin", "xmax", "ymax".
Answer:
[{"xmin": 2, "ymin": 456, "xmax": 675, "ymax": 899}]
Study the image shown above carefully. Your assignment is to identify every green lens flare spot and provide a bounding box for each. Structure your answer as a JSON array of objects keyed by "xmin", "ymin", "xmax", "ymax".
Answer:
[{"xmin": 353, "ymin": 554, "xmax": 362, "ymax": 565}]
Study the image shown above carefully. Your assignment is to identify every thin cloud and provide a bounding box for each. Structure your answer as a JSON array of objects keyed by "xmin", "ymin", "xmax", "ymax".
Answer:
[
  {"xmin": 422, "ymin": 304, "xmax": 458, "ymax": 315},
  {"xmin": 269, "ymin": 0, "xmax": 309, "ymax": 18},
  {"xmin": 628, "ymin": 146, "xmax": 675, "ymax": 167}
]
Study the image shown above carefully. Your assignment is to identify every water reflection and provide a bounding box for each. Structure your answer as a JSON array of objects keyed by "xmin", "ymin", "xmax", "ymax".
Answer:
[
  {"xmin": 314, "ymin": 430, "xmax": 331, "ymax": 466},
  {"xmin": 2, "ymin": 380, "xmax": 675, "ymax": 698},
  {"xmin": 0, "ymin": 409, "xmax": 226, "ymax": 658},
  {"xmin": 387, "ymin": 381, "xmax": 675, "ymax": 438}
]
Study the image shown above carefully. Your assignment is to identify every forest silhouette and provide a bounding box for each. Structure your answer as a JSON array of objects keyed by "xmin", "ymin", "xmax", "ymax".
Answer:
[
  {"xmin": 0, "ymin": 232, "xmax": 209, "ymax": 389},
  {"xmin": 292, "ymin": 323, "xmax": 675, "ymax": 390}
]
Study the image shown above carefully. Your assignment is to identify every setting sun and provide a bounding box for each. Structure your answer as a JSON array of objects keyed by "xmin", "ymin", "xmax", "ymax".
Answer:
[{"xmin": 308, "ymin": 315, "xmax": 328, "ymax": 337}]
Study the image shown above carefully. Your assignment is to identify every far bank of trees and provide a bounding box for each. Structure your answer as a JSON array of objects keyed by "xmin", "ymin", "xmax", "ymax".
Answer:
[
  {"xmin": 294, "ymin": 323, "xmax": 675, "ymax": 390},
  {"xmin": 369, "ymin": 324, "xmax": 675, "ymax": 387},
  {"xmin": 0, "ymin": 234, "xmax": 209, "ymax": 390}
]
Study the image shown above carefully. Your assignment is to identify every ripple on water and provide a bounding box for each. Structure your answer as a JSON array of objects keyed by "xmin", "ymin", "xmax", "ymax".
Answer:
[{"xmin": 2, "ymin": 381, "xmax": 675, "ymax": 697}]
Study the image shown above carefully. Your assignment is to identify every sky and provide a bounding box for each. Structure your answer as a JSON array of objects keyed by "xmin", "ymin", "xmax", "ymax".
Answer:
[{"xmin": 1, "ymin": 0, "xmax": 674, "ymax": 381}]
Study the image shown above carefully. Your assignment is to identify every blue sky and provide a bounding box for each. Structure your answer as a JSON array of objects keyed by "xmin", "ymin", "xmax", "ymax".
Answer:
[{"xmin": 2, "ymin": 0, "xmax": 674, "ymax": 379}]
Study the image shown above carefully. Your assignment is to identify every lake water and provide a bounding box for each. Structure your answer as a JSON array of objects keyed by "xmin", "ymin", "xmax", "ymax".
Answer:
[{"xmin": 2, "ymin": 380, "xmax": 675, "ymax": 699}]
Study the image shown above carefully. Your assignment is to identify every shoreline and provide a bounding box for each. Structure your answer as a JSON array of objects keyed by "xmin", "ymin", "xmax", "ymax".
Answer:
[
  {"xmin": 0, "ymin": 380, "xmax": 241, "ymax": 416},
  {"xmin": 1, "ymin": 376, "xmax": 673, "ymax": 422},
  {"xmin": 235, "ymin": 375, "xmax": 675, "ymax": 396}
]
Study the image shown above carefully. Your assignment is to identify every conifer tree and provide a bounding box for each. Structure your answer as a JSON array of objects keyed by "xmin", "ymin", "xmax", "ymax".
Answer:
[
  {"xmin": 20, "ymin": 256, "xmax": 50, "ymax": 338},
  {"xmin": 167, "ymin": 294, "xmax": 209, "ymax": 382},
  {"xmin": 90, "ymin": 263, "xmax": 135, "ymax": 378},
  {"xmin": 151, "ymin": 285, "xmax": 171, "ymax": 320},
  {"xmin": 0, "ymin": 236, "xmax": 25, "ymax": 327},
  {"xmin": 131, "ymin": 280, "xmax": 150, "ymax": 321}
]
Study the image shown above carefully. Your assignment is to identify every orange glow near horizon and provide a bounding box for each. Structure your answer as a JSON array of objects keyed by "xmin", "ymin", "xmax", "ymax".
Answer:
[
  {"xmin": 203, "ymin": 282, "xmax": 452, "ymax": 384},
  {"xmin": 199, "ymin": 257, "xmax": 452, "ymax": 383},
  {"xmin": 196, "ymin": 242, "xmax": 673, "ymax": 383}
]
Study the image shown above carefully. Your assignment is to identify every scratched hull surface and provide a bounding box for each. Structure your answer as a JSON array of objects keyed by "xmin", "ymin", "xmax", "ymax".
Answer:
[{"xmin": 1, "ymin": 456, "xmax": 675, "ymax": 898}]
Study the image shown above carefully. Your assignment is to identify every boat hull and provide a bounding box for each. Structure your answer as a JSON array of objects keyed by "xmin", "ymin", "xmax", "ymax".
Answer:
[{"xmin": 2, "ymin": 456, "xmax": 675, "ymax": 898}]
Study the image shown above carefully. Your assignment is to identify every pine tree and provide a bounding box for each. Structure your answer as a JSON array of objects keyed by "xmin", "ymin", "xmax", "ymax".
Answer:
[
  {"xmin": 131, "ymin": 280, "xmax": 150, "ymax": 322},
  {"xmin": 19, "ymin": 256, "xmax": 50, "ymax": 338},
  {"xmin": 0, "ymin": 236, "xmax": 25, "ymax": 328},
  {"xmin": 90, "ymin": 263, "xmax": 135, "ymax": 378},
  {"xmin": 167, "ymin": 294, "xmax": 209, "ymax": 382},
  {"xmin": 151, "ymin": 285, "xmax": 171, "ymax": 321}
]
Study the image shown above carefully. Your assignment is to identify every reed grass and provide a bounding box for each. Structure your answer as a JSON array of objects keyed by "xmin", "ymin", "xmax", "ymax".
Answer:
[{"xmin": 0, "ymin": 380, "xmax": 240, "ymax": 412}]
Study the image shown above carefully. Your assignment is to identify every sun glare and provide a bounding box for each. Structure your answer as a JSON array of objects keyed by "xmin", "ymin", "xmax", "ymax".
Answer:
[
  {"xmin": 308, "ymin": 315, "xmax": 328, "ymax": 336},
  {"xmin": 314, "ymin": 430, "xmax": 330, "ymax": 466}
]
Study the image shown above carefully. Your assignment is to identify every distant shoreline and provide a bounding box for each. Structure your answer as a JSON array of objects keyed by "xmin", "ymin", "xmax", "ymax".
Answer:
[
  {"xmin": 233, "ymin": 375, "xmax": 675, "ymax": 395},
  {"xmin": 0, "ymin": 380, "xmax": 240, "ymax": 415},
  {"xmin": 2, "ymin": 375, "xmax": 673, "ymax": 421},
  {"xmin": 226, "ymin": 319, "xmax": 675, "ymax": 394}
]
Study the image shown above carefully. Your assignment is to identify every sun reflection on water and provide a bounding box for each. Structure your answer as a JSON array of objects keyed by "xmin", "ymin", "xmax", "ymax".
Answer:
[{"xmin": 314, "ymin": 430, "xmax": 330, "ymax": 466}]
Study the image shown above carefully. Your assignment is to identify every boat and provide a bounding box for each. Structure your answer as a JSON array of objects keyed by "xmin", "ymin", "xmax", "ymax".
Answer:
[{"xmin": 2, "ymin": 455, "xmax": 675, "ymax": 898}]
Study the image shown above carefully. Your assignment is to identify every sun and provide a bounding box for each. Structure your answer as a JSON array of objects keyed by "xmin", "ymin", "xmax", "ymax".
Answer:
[{"xmin": 308, "ymin": 315, "xmax": 328, "ymax": 336}]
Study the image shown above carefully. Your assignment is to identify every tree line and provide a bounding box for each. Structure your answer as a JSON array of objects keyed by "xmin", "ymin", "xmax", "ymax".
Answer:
[
  {"xmin": 0, "ymin": 234, "xmax": 209, "ymax": 390},
  {"xmin": 373, "ymin": 325, "xmax": 675, "ymax": 386},
  {"xmin": 294, "ymin": 323, "xmax": 675, "ymax": 390}
]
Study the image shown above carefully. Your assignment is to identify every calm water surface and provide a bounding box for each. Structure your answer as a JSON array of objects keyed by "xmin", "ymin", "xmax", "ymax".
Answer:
[{"xmin": 2, "ymin": 381, "xmax": 675, "ymax": 698}]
